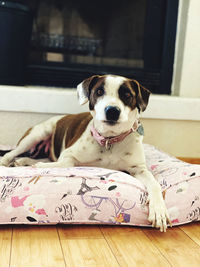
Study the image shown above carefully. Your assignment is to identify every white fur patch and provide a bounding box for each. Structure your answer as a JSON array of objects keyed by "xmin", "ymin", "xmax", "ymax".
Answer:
[{"xmin": 77, "ymin": 82, "xmax": 88, "ymax": 105}]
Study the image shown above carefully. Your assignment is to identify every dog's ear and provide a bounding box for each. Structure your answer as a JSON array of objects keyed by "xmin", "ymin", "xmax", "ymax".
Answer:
[
  {"xmin": 130, "ymin": 80, "xmax": 151, "ymax": 112},
  {"xmin": 77, "ymin": 75, "xmax": 100, "ymax": 105}
]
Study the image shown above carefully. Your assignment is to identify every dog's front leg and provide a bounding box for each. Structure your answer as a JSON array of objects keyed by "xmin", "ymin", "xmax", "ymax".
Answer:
[{"xmin": 128, "ymin": 165, "xmax": 171, "ymax": 232}]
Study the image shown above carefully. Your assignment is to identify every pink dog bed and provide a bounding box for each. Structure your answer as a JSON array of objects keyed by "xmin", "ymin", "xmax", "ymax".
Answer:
[{"xmin": 0, "ymin": 144, "xmax": 199, "ymax": 226}]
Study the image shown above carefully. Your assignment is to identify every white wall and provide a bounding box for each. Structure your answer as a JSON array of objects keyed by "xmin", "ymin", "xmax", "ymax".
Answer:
[
  {"xmin": 142, "ymin": 118, "xmax": 200, "ymax": 158},
  {"xmin": 172, "ymin": 0, "xmax": 200, "ymax": 97},
  {"xmin": 0, "ymin": 111, "xmax": 52, "ymax": 146}
]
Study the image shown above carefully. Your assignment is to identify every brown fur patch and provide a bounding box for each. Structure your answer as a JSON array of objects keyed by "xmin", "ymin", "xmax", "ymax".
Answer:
[
  {"xmin": 51, "ymin": 112, "xmax": 92, "ymax": 160},
  {"xmin": 129, "ymin": 80, "xmax": 151, "ymax": 112},
  {"xmin": 80, "ymin": 75, "xmax": 99, "ymax": 102},
  {"xmin": 88, "ymin": 76, "xmax": 105, "ymax": 110},
  {"xmin": 118, "ymin": 81, "xmax": 137, "ymax": 110},
  {"xmin": 17, "ymin": 127, "xmax": 32, "ymax": 146}
]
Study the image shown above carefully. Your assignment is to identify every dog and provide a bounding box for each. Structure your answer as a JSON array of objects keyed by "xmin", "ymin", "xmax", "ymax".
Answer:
[{"xmin": 0, "ymin": 74, "xmax": 171, "ymax": 231}]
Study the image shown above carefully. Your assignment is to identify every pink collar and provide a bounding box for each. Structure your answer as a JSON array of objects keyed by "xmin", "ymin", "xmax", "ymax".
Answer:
[{"xmin": 90, "ymin": 120, "xmax": 139, "ymax": 149}]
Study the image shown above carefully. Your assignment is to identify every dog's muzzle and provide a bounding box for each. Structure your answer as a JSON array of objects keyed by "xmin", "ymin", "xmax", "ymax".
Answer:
[{"xmin": 105, "ymin": 106, "xmax": 121, "ymax": 123}]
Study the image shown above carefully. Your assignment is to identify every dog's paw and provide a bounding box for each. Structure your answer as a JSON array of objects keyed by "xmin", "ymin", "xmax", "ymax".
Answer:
[
  {"xmin": 34, "ymin": 162, "xmax": 56, "ymax": 168},
  {"xmin": 13, "ymin": 157, "xmax": 43, "ymax": 167},
  {"xmin": 0, "ymin": 157, "xmax": 11, "ymax": 167},
  {"xmin": 34, "ymin": 162, "xmax": 46, "ymax": 168},
  {"xmin": 148, "ymin": 200, "xmax": 172, "ymax": 232}
]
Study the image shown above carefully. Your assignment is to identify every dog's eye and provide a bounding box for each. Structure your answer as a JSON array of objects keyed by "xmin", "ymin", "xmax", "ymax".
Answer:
[
  {"xmin": 96, "ymin": 88, "xmax": 104, "ymax": 96},
  {"xmin": 124, "ymin": 91, "xmax": 132, "ymax": 99}
]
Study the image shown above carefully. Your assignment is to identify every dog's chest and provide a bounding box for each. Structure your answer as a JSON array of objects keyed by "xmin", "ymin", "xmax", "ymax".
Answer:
[{"xmin": 73, "ymin": 128, "xmax": 142, "ymax": 170}]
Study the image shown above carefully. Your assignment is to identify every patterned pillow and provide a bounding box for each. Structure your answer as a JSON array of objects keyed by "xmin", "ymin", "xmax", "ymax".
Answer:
[{"xmin": 0, "ymin": 144, "xmax": 199, "ymax": 226}]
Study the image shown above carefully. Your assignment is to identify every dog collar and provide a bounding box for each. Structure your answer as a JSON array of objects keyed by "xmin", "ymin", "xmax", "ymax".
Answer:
[{"xmin": 90, "ymin": 120, "xmax": 140, "ymax": 149}]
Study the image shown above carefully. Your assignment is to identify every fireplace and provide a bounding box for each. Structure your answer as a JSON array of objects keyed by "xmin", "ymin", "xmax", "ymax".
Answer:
[{"xmin": 1, "ymin": 0, "xmax": 179, "ymax": 94}]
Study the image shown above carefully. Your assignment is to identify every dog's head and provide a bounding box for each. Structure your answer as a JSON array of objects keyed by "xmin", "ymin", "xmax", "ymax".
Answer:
[{"xmin": 77, "ymin": 75, "xmax": 150, "ymax": 136}]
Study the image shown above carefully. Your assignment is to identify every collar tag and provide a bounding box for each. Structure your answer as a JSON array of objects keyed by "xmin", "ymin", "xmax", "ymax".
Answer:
[
  {"xmin": 105, "ymin": 139, "xmax": 112, "ymax": 150},
  {"xmin": 137, "ymin": 124, "xmax": 144, "ymax": 136}
]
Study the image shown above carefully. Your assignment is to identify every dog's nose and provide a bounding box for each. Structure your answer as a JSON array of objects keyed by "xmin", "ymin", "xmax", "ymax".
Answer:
[{"xmin": 105, "ymin": 106, "xmax": 121, "ymax": 121}]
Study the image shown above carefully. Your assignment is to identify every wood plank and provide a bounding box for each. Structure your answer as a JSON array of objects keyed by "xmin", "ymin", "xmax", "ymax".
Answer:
[
  {"xmin": 57, "ymin": 225, "xmax": 103, "ymax": 239},
  {"xmin": 143, "ymin": 226, "xmax": 200, "ymax": 267},
  {"xmin": 180, "ymin": 222, "xmax": 200, "ymax": 246},
  {"xmin": 58, "ymin": 225, "xmax": 120, "ymax": 267},
  {"xmin": 0, "ymin": 226, "xmax": 12, "ymax": 267},
  {"xmin": 100, "ymin": 226, "xmax": 170, "ymax": 267},
  {"xmin": 10, "ymin": 226, "xmax": 66, "ymax": 267},
  {"xmin": 178, "ymin": 157, "xmax": 200, "ymax": 164}
]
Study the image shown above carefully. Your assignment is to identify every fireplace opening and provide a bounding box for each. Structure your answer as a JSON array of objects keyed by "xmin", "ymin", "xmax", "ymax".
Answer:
[{"xmin": 1, "ymin": 0, "xmax": 179, "ymax": 94}]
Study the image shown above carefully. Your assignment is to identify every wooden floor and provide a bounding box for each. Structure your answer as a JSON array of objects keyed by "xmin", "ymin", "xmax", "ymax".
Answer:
[
  {"xmin": 1, "ymin": 158, "xmax": 200, "ymax": 267},
  {"xmin": 178, "ymin": 157, "xmax": 200, "ymax": 165},
  {"xmin": 1, "ymin": 222, "xmax": 200, "ymax": 267}
]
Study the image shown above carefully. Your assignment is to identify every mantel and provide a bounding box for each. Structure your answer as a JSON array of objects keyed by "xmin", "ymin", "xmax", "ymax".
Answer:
[{"xmin": 0, "ymin": 85, "xmax": 199, "ymax": 121}]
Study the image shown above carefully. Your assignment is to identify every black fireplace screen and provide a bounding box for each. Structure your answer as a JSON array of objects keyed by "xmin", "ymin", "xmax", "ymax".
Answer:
[{"xmin": 5, "ymin": 0, "xmax": 179, "ymax": 94}]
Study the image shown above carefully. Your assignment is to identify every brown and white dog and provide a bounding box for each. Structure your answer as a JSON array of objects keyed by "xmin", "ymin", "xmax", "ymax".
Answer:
[{"xmin": 0, "ymin": 74, "xmax": 171, "ymax": 231}]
